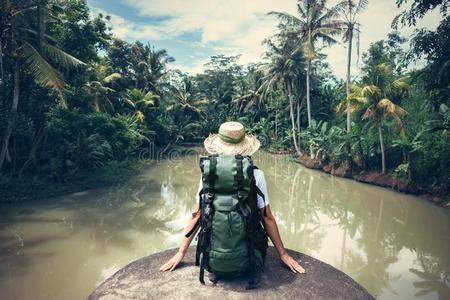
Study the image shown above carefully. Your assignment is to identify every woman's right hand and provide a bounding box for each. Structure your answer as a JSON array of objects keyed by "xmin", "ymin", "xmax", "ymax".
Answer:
[{"xmin": 159, "ymin": 251, "xmax": 185, "ymax": 272}]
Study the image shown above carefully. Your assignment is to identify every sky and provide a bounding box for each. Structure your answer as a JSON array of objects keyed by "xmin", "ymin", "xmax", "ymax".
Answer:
[{"xmin": 87, "ymin": 0, "xmax": 442, "ymax": 79}]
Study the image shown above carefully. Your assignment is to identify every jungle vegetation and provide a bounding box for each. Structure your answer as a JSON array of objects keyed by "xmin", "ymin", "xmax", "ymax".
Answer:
[{"xmin": 0, "ymin": 0, "xmax": 449, "ymax": 199}]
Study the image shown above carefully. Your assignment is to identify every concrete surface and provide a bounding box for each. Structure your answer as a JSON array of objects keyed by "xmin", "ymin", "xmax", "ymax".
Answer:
[{"xmin": 87, "ymin": 246, "xmax": 375, "ymax": 300}]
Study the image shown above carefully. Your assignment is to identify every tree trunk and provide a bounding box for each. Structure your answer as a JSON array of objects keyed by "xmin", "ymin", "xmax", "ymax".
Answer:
[
  {"xmin": 306, "ymin": 61, "xmax": 314, "ymax": 158},
  {"xmin": 407, "ymin": 153, "xmax": 412, "ymax": 182},
  {"xmin": 19, "ymin": 124, "xmax": 46, "ymax": 178},
  {"xmin": 378, "ymin": 124, "xmax": 386, "ymax": 174},
  {"xmin": 287, "ymin": 82, "xmax": 300, "ymax": 155},
  {"xmin": 37, "ymin": 2, "xmax": 43, "ymax": 52},
  {"xmin": 0, "ymin": 40, "xmax": 4, "ymax": 82},
  {"xmin": 0, "ymin": 60, "xmax": 20, "ymax": 172},
  {"xmin": 296, "ymin": 98, "xmax": 300, "ymax": 153},
  {"xmin": 275, "ymin": 110, "xmax": 278, "ymax": 140},
  {"xmin": 346, "ymin": 29, "xmax": 353, "ymax": 133},
  {"xmin": 306, "ymin": 60, "xmax": 312, "ymax": 127}
]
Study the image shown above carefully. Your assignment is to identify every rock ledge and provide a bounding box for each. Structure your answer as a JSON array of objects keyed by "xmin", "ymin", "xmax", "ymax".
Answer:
[{"xmin": 87, "ymin": 246, "xmax": 374, "ymax": 300}]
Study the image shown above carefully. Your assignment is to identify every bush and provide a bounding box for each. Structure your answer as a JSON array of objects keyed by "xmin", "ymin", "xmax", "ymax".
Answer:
[{"xmin": 43, "ymin": 107, "xmax": 148, "ymax": 176}]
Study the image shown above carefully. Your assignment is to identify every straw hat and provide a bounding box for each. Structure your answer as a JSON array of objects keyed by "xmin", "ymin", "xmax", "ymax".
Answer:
[{"xmin": 204, "ymin": 121, "xmax": 260, "ymax": 156}]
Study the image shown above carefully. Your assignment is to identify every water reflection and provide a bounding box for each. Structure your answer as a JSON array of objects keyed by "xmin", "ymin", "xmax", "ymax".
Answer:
[
  {"xmin": 0, "ymin": 150, "xmax": 449, "ymax": 300},
  {"xmin": 251, "ymin": 151, "xmax": 450, "ymax": 299}
]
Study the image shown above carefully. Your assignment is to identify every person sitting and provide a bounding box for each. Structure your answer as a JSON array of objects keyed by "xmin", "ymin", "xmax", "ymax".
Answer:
[{"xmin": 159, "ymin": 122, "xmax": 305, "ymax": 281}]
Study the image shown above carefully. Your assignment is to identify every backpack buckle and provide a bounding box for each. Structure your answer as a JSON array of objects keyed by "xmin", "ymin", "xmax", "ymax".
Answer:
[
  {"xmin": 205, "ymin": 192, "xmax": 214, "ymax": 203},
  {"xmin": 204, "ymin": 205, "xmax": 211, "ymax": 217}
]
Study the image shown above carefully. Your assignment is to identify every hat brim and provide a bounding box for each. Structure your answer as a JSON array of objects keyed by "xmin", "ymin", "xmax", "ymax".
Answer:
[{"xmin": 203, "ymin": 133, "xmax": 260, "ymax": 156}]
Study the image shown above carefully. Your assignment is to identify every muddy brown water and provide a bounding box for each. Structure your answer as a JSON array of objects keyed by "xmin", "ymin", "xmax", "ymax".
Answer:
[{"xmin": 1, "ymin": 150, "xmax": 449, "ymax": 300}]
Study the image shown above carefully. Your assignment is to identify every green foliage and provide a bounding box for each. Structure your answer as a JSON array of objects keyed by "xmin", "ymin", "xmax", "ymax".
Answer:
[
  {"xmin": 409, "ymin": 16, "xmax": 450, "ymax": 110},
  {"xmin": 0, "ymin": 0, "xmax": 448, "ymax": 198},
  {"xmin": 392, "ymin": 162, "xmax": 409, "ymax": 178},
  {"xmin": 44, "ymin": 107, "xmax": 147, "ymax": 176},
  {"xmin": 393, "ymin": 0, "xmax": 450, "ymax": 28}
]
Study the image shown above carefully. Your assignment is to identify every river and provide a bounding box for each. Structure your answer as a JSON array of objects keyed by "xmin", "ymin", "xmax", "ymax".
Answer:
[{"xmin": 1, "ymin": 149, "xmax": 449, "ymax": 299}]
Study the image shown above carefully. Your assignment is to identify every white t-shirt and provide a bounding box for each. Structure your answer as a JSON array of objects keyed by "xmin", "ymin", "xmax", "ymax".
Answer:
[{"xmin": 195, "ymin": 169, "xmax": 269, "ymax": 209}]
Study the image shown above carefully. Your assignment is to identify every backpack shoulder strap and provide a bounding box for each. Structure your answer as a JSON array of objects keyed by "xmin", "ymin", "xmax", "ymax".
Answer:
[
  {"xmin": 197, "ymin": 155, "xmax": 217, "ymax": 284},
  {"xmin": 245, "ymin": 159, "xmax": 267, "ymax": 216},
  {"xmin": 235, "ymin": 154, "xmax": 245, "ymax": 201}
]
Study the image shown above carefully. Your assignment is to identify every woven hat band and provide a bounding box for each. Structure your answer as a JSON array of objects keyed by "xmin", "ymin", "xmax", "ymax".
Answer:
[{"xmin": 218, "ymin": 131, "xmax": 245, "ymax": 144}]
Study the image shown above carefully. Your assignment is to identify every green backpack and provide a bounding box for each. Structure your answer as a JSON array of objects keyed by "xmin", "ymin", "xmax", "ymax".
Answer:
[{"xmin": 186, "ymin": 154, "xmax": 268, "ymax": 288}]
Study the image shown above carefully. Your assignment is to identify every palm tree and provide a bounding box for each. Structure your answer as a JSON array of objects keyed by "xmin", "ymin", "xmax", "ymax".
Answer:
[
  {"xmin": 166, "ymin": 78, "xmax": 207, "ymax": 117},
  {"xmin": 270, "ymin": 0, "xmax": 342, "ymax": 128},
  {"xmin": 84, "ymin": 72, "xmax": 122, "ymax": 113},
  {"xmin": 392, "ymin": 132, "xmax": 424, "ymax": 182},
  {"xmin": 233, "ymin": 65, "xmax": 266, "ymax": 114},
  {"xmin": 134, "ymin": 45, "xmax": 174, "ymax": 94},
  {"xmin": 354, "ymin": 63, "xmax": 409, "ymax": 174},
  {"xmin": 124, "ymin": 88, "xmax": 159, "ymax": 123},
  {"xmin": 261, "ymin": 35, "xmax": 306, "ymax": 154},
  {"xmin": 0, "ymin": 0, "xmax": 85, "ymax": 171},
  {"xmin": 160, "ymin": 115, "xmax": 203, "ymax": 153},
  {"xmin": 336, "ymin": 0, "xmax": 368, "ymax": 132}
]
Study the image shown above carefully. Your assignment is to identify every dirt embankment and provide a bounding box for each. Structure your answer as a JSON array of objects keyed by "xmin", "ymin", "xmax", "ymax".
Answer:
[
  {"xmin": 293, "ymin": 154, "xmax": 449, "ymax": 207},
  {"xmin": 267, "ymin": 148, "xmax": 296, "ymax": 155}
]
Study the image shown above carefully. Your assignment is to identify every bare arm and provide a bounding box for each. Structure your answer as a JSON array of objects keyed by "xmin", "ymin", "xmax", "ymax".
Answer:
[
  {"xmin": 160, "ymin": 202, "xmax": 305, "ymax": 274},
  {"xmin": 262, "ymin": 204, "xmax": 305, "ymax": 274},
  {"xmin": 159, "ymin": 202, "xmax": 200, "ymax": 271}
]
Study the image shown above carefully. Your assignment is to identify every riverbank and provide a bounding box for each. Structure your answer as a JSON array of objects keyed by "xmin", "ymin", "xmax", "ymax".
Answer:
[
  {"xmin": 0, "ymin": 159, "xmax": 149, "ymax": 204},
  {"xmin": 267, "ymin": 148, "xmax": 295, "ymax": 155},
  {"xmin": 293, "ymin": 154, "xmax": 450, "ymax": 207}
]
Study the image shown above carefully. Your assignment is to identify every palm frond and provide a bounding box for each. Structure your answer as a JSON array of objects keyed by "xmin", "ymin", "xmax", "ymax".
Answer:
[
  {"xmin": 135, "ymin": 110, "xmax": 145, "ymax": 123},
  {"xmin": 144, "ymin": 92, "xmax": 159, "ymax": 102},
  {"xmin": 396, "ymin": 105, "xmax": 408, "ymax": 116},
  {"xmin": 268, "ymin": 11, "xmax": 301, "ymax": 26},
  {"xmin": 136, "ymin": 99, "xmax": 155, "ymax": 107},
  {"xmin": 392, "ymin": 76, "xmax": 409, "ymax": 90},
  {"xmin": 349, "ymin": 94, "xmax": 367, "ymax": 103},
  {"xmin": 361, "ymin": 85, "xmax": 381, "ymax": 97},
  {"xmin": 42, "ymin": 43, "xmax": 85, "ymax": 70},
  {"xmin": 137, "ymin": 61, "xmax": 148, "ymax": 69},
  {"xmin": 124, "ymin": 98, "xmax": 136, "ymax": 109},
  {"xmin": 362, "ymin": 106, "xmax": 374, "ymax": 120},
  {"xmin": 389, "ymin": 113, "xmax": 406, "ymax": 136},
  {"xmin": 103, "ymin": 73, "xmax": 122, "ymax": 83},
  {"xmin": 315, "ymin": 32, "xmax": 340, "ymax": 45},
  {"xmin": 22, "ymin": 42, "xmax": 64, "ymax": 89},
  {"xmin": 356, "ymin": 0, "xmax": 369, "ymax": 13},
  {"xmin": 377, "ymin": 98, "xmax": 397, "ymax": 113},
  {"xmin": 15, "ymin": 27, "xmax": 58, "ymax": 43}
]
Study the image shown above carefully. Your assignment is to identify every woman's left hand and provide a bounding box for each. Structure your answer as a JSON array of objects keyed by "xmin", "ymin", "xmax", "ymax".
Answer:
[{"xmin": 280, "ymin": 252, "xmax": 306, "ymax": 274}]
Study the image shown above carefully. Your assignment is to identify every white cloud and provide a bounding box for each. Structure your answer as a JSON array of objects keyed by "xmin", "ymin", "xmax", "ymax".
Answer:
[
  {"xmin": 168, "ymin": 58, "xmax": 210, "ymax": 75},
  {"xmin": 122, "ymin": 0, "xmax": 297, "ymax": 67},
  {"xmin": 94, "ymin": 0, "xmax": 442, "ymax": 77},
  {"xmin": 91, "ymin": 7, "xmax": 163, "ymax": 40}
]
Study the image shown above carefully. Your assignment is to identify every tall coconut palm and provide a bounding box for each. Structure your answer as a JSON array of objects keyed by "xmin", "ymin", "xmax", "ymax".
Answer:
[
  {"xmin": 270, "ymin": 0, "xmax": 342, "ymax": 128},
  {"xmin": 336, "ymin": 0, "xmax": 368, "ymax": 132},
  {"xmin": 134, "ymin": 45, "xmax": 174, "ymax": 94},
  {"xmin": 261, "ymin": 35, "xmax": 306, "ymax": 154},
  {"xmin": 0, "ymin": 0, "xmax": 85, "ymax": 171},
  {"xmin": 353, "ymin": 63, "xmax": 409, "ymax": 174}
]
